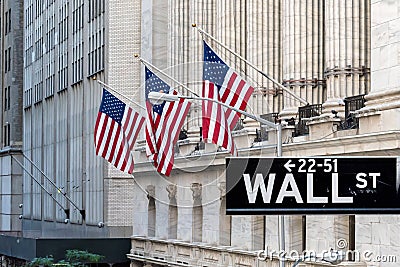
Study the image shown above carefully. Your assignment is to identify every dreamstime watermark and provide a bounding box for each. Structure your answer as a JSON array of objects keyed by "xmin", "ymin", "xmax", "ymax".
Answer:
[{"xmin": 256, "ymin": 239, "xmax": 397, "ymax": 264}]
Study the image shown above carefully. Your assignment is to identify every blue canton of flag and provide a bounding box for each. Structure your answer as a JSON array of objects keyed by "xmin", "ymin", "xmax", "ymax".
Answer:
[
  {"xmin": 203, "ymin": 43, "xmax": 229, "ymax": 89},
  {"xmin": 145, "ymin": 68, "xmax": 170, "ymax": 115},
  {"xmin": 99, "ymin": 90, "xmax": 126, "ymax": 123},
  {"xmin": 94, "ymin": 88, "xmax": 145, "ymax": 174},
  {"xmin": 144, "ymin": 67, "xmax": 191, "ymax": 176}
]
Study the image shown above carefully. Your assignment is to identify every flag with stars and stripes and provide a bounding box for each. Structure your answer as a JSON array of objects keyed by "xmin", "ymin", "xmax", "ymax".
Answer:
[
  {"xmin": 94, "ymin": 88, "xmax": 145, "ymax": 174},
  {"xmin": 145, "ymin": 67, "xmax": 191, "ymax": 176},
  {"xmin": 202, "ymin": 41, "xmax": 254, "ymax": 155}
]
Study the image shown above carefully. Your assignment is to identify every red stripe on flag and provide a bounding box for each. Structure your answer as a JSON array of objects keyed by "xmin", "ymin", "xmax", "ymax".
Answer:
[
  {"xmin": 220, "ymin": 72, "xmax": 238, "ymax": 102},
  {"xmin": 102, "ymin": 120, "xmax": 116, "ymax": 158}
]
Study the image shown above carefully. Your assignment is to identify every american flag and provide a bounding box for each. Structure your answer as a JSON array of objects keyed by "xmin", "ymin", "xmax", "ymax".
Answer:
[
  {"xmin": 202, "ymin": 41, "xmax": 254, "ymax": 155},
  {"xmin": 94, "ymin": 88, "xmax": 145, "ymax": 174},
  {"xmin": 145, "ymin": 67, "xmax": 191, "ymax": 176}
]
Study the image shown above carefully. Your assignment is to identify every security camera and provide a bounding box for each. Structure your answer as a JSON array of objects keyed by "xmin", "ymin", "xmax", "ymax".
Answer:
[
  {"xmin": 97, "ymin": 222, "xmax": 104, "ymax": 228},
  {"xmin": 64, "ymin": 218, "xmax": 69, "ymax": 224},
  {"xmin": 18, "ymin": 215, "xmax": 23, "ymax": 220},
  {"xmin": 19, "ymin": 204, "xmax": 23, "ymax": 208}
]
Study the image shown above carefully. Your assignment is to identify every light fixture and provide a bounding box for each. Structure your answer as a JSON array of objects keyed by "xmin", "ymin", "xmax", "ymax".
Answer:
[
  {"xmin": 148, "ymin": 91, "xmax": 180, "ymax": 105},
  {"xmin": 331, "ymin": 110, "xmax": 338, "ymax": 118},
  {"xmin": 98, "ymin": 222, "xmax": 104, "ymax": 228},
  {"xmin": 19, "ymin": 203, "xmax": 23, "ymax": 208},
  {"xmin": 64, "ymin": 218, "xmax": 69, "ymax": 224}
]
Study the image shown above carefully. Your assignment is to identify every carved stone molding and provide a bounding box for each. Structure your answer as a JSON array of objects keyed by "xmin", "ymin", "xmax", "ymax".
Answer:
[
  {"xmin": 146, "ymin": 185, "xmax": 155, "ymax": 200},
  {"xmin": 191, "ymin": 183, "xmax": 202, "ymax": 204},
  {"xmin": 218, "ymin": 182, "xmax": 226, "ymax": 198},
  {"xmin": 166, "ymin": 184, "xmax": 177, "ymax": 200}
]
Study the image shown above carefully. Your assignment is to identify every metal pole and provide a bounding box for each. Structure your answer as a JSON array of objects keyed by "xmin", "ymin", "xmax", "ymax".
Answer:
[
  {"xmin": 178, "ymin": 95, "xmax": 277, "ymax": 129},
  {"xmin": 192, "ymin": 24, "xmax": 308, "ymax": 106},
  {"xmin": 11, "ymin": 155, "xmax": 68, "ymax": 213},
  {"xmin": 21, "ymin": 154, "xmax": 82, "ymax": 212},
  {"xmin": 95, "ymin": 79, "xmax": 146, "ymax": 110},
  {"xmin": 135, "ymin": 55, "xmax": 200, "ymax": 97},
  {"xmin": 276, "ymin": 123, "xmax": 285, "ymax": 267}
]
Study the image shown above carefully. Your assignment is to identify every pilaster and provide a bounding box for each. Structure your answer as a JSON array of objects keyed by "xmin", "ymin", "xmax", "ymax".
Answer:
[{"xmin": 356, "ymin": 0, "xmax": 400, "ymax": 134}]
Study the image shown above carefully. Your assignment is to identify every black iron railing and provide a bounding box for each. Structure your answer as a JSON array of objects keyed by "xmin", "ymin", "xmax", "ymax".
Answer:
[
  {"xmin": 294, "ymin": 104, "xmax": 322, "ymax": 136},
  {"xmin": 342, "ymin": 95, "xmax": 365, "ymax": 130},
  {"xmin": 255, "ymin": 113, "xmax": 279, "ymax": 142}
]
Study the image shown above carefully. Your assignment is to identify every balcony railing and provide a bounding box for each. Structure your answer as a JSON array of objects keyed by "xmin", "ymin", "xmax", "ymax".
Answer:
[
  {"xmin": 341, "ymin": 95, "xmax": 365, "ymax": 130},
  {"xmin": 254, "ymin": 113, "xmax": 279, "ymax": 142},
  {"xmin": 293, "ymin": 104, "xmax": 322, "ymax": 136}
]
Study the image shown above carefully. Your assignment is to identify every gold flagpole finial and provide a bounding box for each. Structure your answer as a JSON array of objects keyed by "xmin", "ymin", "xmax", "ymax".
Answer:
[
  {"xmin": 191, "ymin": 23, "xmax": 197, "ymax": 28},
  {"xmin": 134, "ymin": 54, "xmax": 139, "ymax": 58}
]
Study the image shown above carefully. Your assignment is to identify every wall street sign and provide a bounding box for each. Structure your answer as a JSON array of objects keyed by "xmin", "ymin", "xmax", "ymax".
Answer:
[{"xmin": 226, "ymin": 157, "xmax": 399, "ymax": 215}]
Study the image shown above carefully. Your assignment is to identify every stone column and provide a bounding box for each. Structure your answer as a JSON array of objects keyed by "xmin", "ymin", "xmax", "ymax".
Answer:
[
  {"xmin": 168, "ymin": 0, "xmax": 196, "ymax": 139},
  {"xmin": 181, "ymin": 0, "xmax": 217, "ymax": 141},
  {"xmin": 191, "ymin": 183, "xmax": 202, "ymax": 242},
  {"xmin": 166, "ymin": 184, "xmax": 178, "ymax": 239},
  {"xmin": 308, "ymin": 0, "xmax": 370, "ymax": 140},
  {"xmin": 280, "ymin": 0, "xmax": 325, "ymax": 121},
  {"xmin": 279, "ymin": 0, "xmax": 325, "ymax": 251},
  {"xmin": 218, "ymin": 182, "xmax": 231, "ymax": 246},
  {"xmin": 244, "ymin": 0, "xmax": 283, "ymax": 138},
  {"xmin": 322, "ymin": 0, "xmax": 370, "ymax": 117},
  {"xmin": 357, "ymin": 0, "xmax": 400, "ymax": 134}
]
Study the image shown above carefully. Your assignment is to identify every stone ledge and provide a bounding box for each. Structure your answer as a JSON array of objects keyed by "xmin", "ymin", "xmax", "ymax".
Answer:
[{"xmin": 129, "ymin": 236, "xmax": 366, "ymax": 267}]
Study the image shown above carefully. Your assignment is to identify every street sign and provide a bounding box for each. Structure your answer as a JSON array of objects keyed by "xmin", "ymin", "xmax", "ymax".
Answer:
[{"xmin": 226, "ymin": 157, "xmax": 399, "ymax": 215}]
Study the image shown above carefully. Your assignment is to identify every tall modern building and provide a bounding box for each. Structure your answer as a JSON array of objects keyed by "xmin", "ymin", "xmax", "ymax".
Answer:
[
  {"xmin": 0, "ymin": 0, "xmax": 24, "ymax": 237},
  {"xmin": 1, "ymin": 0, "xmax": 142, "ymax": 264},
  {"xmin": 128, "ymin": 1, "xmax": 400, "ymax": 267}
]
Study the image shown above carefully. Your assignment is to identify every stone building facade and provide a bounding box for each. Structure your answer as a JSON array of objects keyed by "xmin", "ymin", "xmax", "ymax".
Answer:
[{"xmin": 129, "ymin": 0, "xmax": 400, "ymax": 267}]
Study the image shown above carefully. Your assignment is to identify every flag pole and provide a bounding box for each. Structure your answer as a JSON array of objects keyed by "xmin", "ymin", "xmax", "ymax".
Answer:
[
  {"xmin": 192, "ymin": 24, "xmax": 290, "ymax": 267},
  {"xmin": 192, "ymin": 23, "xmax": 308, "ymax": 106},
  {"xmin": 134, "ymin": 54, "xmax": 200, "ymax": 97},
  {"xmin": 94, "ymin": 78, "xmax": 146, "ymax": 110}
]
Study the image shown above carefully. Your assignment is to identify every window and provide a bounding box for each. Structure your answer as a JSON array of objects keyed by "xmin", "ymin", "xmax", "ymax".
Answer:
[
  {"xmin": 4, "ymin": 49, "xmax": 7, "ymax": 73},
  {"xmin": 5, "ymin": 9, "xmax": 11, "ymax": 35},
  {"xmin": 72, "ymin": 0, "xmax": 84, "ymax": 84},
  {"xmin": 3, "ymin": 124, "xmax": 10, "ymax": 147},
  {"xmin": 4, "ymin": 47, "xmax": 11, "ymax": 73},
  {"xmin": 58, "ymin": 2, "xmax": 69, "ymax": 91},
  {"xmin": 8, "ymin": 8, "xmax": 11, "ymax": 33},
  {"xmin": 88, "ymin": 0, "xmax": 105, "ymax": 76},
  {"xmin": 4, "ymin": 86, "xmax": 10, "ymax": 111}
]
